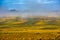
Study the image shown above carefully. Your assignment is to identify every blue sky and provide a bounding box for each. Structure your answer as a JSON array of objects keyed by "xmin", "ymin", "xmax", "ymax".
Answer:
[{"xmin": 0, "ymin": 0, "xmax": 60, "ymax": 17}]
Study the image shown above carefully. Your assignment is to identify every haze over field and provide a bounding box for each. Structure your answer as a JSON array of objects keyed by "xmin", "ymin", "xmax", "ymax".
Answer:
[{"xmin": 0, "ymin": 0, "xmax": 60, "ymax": 17}]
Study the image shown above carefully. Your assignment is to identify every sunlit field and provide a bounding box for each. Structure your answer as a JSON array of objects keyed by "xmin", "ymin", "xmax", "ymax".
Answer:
[{"xmin": 0, "ymin": 16, "xmax": 60, "ymax": 40}]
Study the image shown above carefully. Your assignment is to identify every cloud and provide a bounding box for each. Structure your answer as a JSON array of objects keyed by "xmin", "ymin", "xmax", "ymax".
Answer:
[
  {"xmin": 12, "ymin": 2, "xmax": 25, "ymax": 4},
  {"xmin": 43, "ymin": 1, "xmax": 56, "ymax": 4},
  {"xmin": 37, "ymin": 0, "xmax": 58, "ymax": 4}
]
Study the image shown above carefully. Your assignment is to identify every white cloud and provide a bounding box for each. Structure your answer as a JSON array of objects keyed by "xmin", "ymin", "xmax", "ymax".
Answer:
[
  {"xmin": 37, "ymin": 0, "xmax": 57, "ymax": 4},
  {"xmin": 37, "ymin": 0, "xmax": 42, "ymax": 3},
  {"xmin": 43, "ymin": 1, "xmax": 56, "ymax": 4},
  {"xmin": 12, "ymin": 2, "xmax": 24, "ymax": 4}
]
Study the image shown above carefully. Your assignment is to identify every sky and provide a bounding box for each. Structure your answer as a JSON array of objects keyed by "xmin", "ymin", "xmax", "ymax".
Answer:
[{"xmin": 0, "ymin": 0, "xmax": 60, "ymax": 17}]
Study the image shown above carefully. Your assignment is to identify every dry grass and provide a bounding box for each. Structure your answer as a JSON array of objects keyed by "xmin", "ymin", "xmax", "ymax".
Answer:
[{"xmin": 0, "ymin": 27, "xmax": 60, "ymax": 40}]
